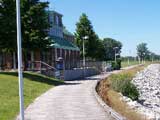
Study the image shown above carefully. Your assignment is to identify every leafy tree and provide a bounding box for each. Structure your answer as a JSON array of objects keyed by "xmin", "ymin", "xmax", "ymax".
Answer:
[
  {"xmin": 21, "ymin": 0, "xmax": 51, "ymax": 51},
  {"xmin": 0, "ymin": 0, "xmax": 17, "ymax": 53},
  {"xmin": 0, "ymin": 0, "xmax": 51, "ymax": 69},
  {"xmin": 0, "ymin": 0, "xmax": 51, "ymax": 52},
  {"xmin": 103, "ymin": 38, "xmax": 122, "ymax": 61},
  {"xmin": 147, "ymin": 51, "xmax": 160, "ymax": 61},
  {"xmin": 20, "ymin": 0, "xmax": 51, "ymax": 68},
  {"xmin": 137, "ymin": 43, "xmax": 149, "ymax": 61},
  {"xmin": 94, "ymin": 39, "xmax": 105, "ymax": 61},
  {"xmin": 75, "ymin": 13, "xmax": 100, "ymax": 60}
]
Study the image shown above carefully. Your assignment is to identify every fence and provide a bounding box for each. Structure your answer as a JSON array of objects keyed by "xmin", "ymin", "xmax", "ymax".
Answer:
[
  {"xmin": 27, "ymin": 60, "xmax": 107, "ymax": 80},
  {"xmin": 76, "ymin": 61, "xmax": 107, "ymax": 73}
]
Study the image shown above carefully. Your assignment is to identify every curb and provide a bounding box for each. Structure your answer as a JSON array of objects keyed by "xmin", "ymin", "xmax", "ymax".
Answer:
[{"xmin": 93, "ymin": 76, "xmax": 126, "ymax": 120}]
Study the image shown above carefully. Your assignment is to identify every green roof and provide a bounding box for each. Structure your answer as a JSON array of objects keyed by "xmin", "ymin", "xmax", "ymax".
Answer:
[{"xmin": 50, "ymin": 36, "xmax": 80, "ymax": 51}]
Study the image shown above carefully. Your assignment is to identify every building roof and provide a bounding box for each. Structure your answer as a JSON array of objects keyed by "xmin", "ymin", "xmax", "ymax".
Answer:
[
  {"xmin": 48, "ymin": 11, "xmax": 63, "ymax": 17},
  {"xmin": 50, "ymin": 36, "xmax": 80, "ymax": 51}
]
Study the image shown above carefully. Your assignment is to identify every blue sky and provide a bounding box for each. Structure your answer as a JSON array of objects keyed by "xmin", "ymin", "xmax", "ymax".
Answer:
[{"xmin": 44, "ymin": 0, "xmax": 160, "ymax": 56}]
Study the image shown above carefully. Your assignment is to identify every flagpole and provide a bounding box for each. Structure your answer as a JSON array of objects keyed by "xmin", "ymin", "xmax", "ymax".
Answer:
[{"xmin": 16, "ymin": 0, "xmax": 24, "ymax": 119}]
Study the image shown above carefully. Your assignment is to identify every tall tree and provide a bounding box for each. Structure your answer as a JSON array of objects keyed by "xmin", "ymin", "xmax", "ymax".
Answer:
[
  {"xmin": 103, "ymin": 38, "xmax": 122, "ymax": 61},
  {"xmin": 75, "ymin": 13, "xmax": 100, "ymax": 60},
  {"xmin": 0, "ymin": 0, "xmax": 16, "ymax": 52},
  {"xmin": 94, "ymin": 39, "xmax": 105, "ymax": 61},
  {"xmin": 21, "ymin": 0, "xmax": 51, "ymax": 51},
  {"xmin": 0, "ymin": 0, "xmax": 51, "ymax": 52},
  {"xmin": 0, "ymin": 0, "xmax": 51, "ymax": 69},
  {"xmin": 137, "ymin": 43, "xmax": 149, "ymax": 61}
]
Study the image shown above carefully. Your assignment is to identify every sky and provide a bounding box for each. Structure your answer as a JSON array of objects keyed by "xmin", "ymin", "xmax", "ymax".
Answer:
[{"xmin": 43, "ymin": 0, "xmax": 160, "ymax": 56}]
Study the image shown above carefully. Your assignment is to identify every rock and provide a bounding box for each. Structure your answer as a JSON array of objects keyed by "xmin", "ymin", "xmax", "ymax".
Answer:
[{"xmin": 122, "ymin": 64, "xmax": 160, "ymax": 119}]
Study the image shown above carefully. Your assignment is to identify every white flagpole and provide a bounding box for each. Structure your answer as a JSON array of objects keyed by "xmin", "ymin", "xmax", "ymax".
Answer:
[{"xmin": 16, "ymin": 0, "xmax": 24, "ymax": 119}]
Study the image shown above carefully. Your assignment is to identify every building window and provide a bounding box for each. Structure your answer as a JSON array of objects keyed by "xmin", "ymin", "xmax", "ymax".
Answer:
[{"xmin": 59, "ymin": 17, "xmax": 62, "ymax": 27}]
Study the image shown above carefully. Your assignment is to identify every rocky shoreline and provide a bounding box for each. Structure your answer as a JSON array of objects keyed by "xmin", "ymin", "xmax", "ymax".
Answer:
[{"xmin": 122, "ymin": 64, "xmax": 160, "ymax": 119}]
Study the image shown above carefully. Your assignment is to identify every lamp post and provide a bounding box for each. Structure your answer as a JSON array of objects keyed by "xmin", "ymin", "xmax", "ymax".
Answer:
[
  {"xmin": 16, "ymin": 0, "xmax": 24, "ymax": 120},
  {"xmin": 82, "ymin": 36, "xmax": 89, "ymax": 78},
  {"xmin": 113, "ymin": 47, "xmax": 118, "ymax": 62}
]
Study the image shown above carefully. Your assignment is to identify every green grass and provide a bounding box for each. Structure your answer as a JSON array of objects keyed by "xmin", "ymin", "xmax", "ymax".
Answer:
[
  {"xmin": 121, "ymin": 60, "xmax": 140, "ymax": 68},
  {"xmin": 109, "ymin": 73, "xmax": 139, "ymax": 100},
  {"xmin": 0, "ymin": 72, "xmax": 63, "ymax": 120},
  {"xmin": 121, "ymin": 60, "xmax": 160, "ymax": 68}
]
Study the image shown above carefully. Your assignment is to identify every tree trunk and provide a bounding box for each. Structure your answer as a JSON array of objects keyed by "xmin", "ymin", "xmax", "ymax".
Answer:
[
  {"xmin": 13, "ymin": 52, "xmax": 16, "ymax": 70},
  {"xmin": 31, "ymin": 51, "xmax": 34, "ymax": 70}
]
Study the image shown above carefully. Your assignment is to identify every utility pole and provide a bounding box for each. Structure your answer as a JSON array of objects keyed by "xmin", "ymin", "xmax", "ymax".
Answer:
[
  {"xmin": 113, "ymin": 47, "xmax": 118, "ymax": 63},
  {"xmin": 16, "ymin": 0, "xmax": 24, "ymax": 120}
]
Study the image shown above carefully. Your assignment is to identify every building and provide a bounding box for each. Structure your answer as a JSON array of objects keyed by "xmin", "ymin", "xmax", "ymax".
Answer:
[
  {"xmin": 0, "ymin": 10, "xmax": 80, "ymax": 70},
  {"xmin": 39, "ymin": 11, "xmax": 80, "ymax": 70}
]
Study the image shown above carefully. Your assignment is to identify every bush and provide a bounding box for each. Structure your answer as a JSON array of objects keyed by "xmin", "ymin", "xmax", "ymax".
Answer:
[
  {"xmin": 110, "ymin": 73, "xmax": 139, "ymax": 100},
  {"xmin": 122, "ymin": 81, "xmax": 139, "ymax": 100},
  {"xmin": 111, "ymin": 59, "xmax": 121, "ymax": 70},
  {"xmin": 117, "ymin": 59, "xmax": 121, "ymax": 69}
]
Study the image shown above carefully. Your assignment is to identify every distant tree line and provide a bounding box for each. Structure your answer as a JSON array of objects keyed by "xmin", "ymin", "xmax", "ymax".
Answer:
[
  {"xmin": 137, "ymin": 43, "xmax": 160, "ymax": 61},
  {"xmin": 121, "ymin": 43, "xmax": 160, "ymax": 62},
  {"xmin": 75, "ymin": 13, "xmax": 122, "ymax": 61}
]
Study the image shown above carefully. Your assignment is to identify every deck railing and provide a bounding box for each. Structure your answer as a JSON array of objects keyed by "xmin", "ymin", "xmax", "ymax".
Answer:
[{"xmin": 27, "ymin": 61, "xmax": 57, "ymax": 77}]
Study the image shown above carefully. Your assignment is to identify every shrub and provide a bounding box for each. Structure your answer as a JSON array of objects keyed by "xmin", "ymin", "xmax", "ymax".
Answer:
[
  {"xmin": 122, "ymin": 81, "xmax": 139, "ymax": 100},
  {"xmin": 111, "ymin": 59, "xmax": 121, "ymax": 70},
  {"xmin": 110, "ymin": 73, "xmax": 139, "ymax": 100},
  {"xmin": 117, "ymin": 59, "xmax": 121, "ymax": 69}
]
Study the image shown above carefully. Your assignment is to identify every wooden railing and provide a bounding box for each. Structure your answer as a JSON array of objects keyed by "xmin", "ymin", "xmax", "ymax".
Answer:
[{"xmin": 27, "ymin": 61, "xmax": 57, "ymax": 77}]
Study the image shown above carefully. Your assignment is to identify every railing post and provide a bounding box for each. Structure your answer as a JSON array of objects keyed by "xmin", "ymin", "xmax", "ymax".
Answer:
[
  {"xmin": 31, "ymin": 51, "xmax": 34, "ymax": 70},
  {"xmin": 40, "ymin": 61, "xmax": 42, "ymax": 73}
]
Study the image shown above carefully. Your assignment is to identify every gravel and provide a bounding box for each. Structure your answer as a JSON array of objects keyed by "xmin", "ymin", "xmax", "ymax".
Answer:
[{"xmin": 122, "ymin": 64, "xmax": 160, "ymax": 119}]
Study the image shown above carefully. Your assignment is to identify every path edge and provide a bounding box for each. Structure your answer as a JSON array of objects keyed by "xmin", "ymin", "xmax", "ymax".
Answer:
[{"xmin": 93, "ymin": 75, "xmax": 126, "ymax": 120}]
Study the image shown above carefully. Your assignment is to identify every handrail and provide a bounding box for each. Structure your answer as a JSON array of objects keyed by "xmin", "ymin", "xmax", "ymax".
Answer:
[
  {"xmin": 28, "ymin": 61, "xmax": 58, "ymax": 77},
  {"xmin": 32, "ymin": 61, "xmax": 57, "ymax": 70}
]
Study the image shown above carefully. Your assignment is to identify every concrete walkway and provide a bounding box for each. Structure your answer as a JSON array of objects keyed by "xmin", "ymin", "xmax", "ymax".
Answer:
[
  {"xmin": 17, "ymin": 65, "xmax": 140, "ymax": 120},
  {"xmin": 17, "ymin": 73, "xmax": 114, "ymax": 120}
]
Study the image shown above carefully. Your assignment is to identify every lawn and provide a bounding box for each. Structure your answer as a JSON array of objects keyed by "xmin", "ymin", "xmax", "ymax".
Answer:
[
  {"xmin": 121, "ymin": 60, "xmax": 157, "ymax": 68},
  {"xmin": 121, "ymin": 60, "xmax": 140, "ymax": 68},
  {"xmin": 0, "ymin": 72, "xmax": 63, "ymax": 120}
]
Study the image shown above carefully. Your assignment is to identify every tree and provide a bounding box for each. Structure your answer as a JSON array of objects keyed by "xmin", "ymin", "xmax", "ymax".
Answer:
[
  {"xmin": 21, "ymin": 0, "xmax": 52, "ymax": 68},
  {"xmin": 0, "ymin": 0, "xmax": 51, "ymax": 69},
  {"xmin": 103, "ymin": 38, "xmax": 122, "ymax": 61},
  {"xmin": 75, "ymin": 13, "xmax": 100, "ymax": 60},
  {"xmin": 94, "ymin": 39, "xmax": 105, "ymax": 61},
  {"xmin": 137, "ymin": 43, "xmax": 149, "ymax": 61},
  {"xmin": 0, "ymin": 0, "xmax": 51, "ymax": 52},
  {"xmin": 147, "ymin": 51, "xmax": 160, "ymax": 61},
  {"xmin": 21, "ymin": 0, "xmax": 51, "ymax": 51},
  {"xmin": 0, "ymin": 0, "xmax": 17, "ymax": 53}
]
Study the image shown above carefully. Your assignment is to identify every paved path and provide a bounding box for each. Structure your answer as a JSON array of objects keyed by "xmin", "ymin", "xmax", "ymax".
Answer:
[
  {"xmin": 17, "ymin": 73, "xmax": 114, "ymax": 120},
  {"xmin": 17, "ymin": 65, "xmax": 140, "ymax": 120}
]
